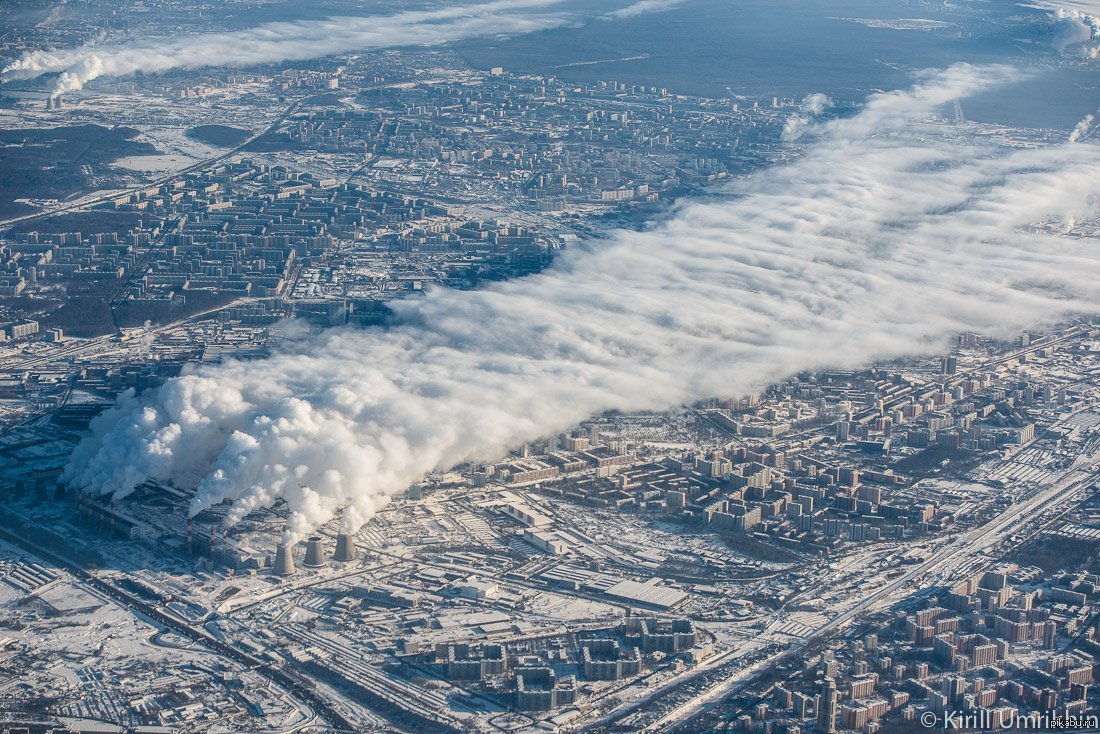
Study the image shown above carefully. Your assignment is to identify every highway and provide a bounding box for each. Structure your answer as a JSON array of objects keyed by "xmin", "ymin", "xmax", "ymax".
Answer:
[
  {"xmin": 1, "ymin": 295, "xmax": 255, "ymax": 370},
  {"xmin": 0, "ymin": 78, "xmax": 455, "ymax": 230},
  {"xmin": 0, "ymin": 96, "xmax": 309, "ymax": 229},
  {"xmin": 589, "ymin": 441, "xmax": 1099, "ymax": 732}
]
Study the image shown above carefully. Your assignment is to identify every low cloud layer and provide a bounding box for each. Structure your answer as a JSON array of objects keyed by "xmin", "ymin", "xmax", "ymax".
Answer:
[
  {"xmin": 1, "ymin": 0, "xmax": 571, "ymax": 97},
  {"xmin": 601, "ymin": 0, "xmax": 685, "ymax": 21},
  {"xmin": 1, "ymin": 0, "xmax": 699, "ymax": 98},
  {"xmin": 1029, "ymin": 0, "xmax": 1100, "ymax": 14},
  {"xmin": 1070, "ymin": 112, "xmax": 1096, "ymax": 141},
  {"xmin": 65, "ymin": 64, "xmax": 1100, "ymax": 540},
  {"xmin": 1047, "ymin": 6, "xmax": 1100, "ymax": 55},
  {"xmin": 782, "ymin": 92, "xmax": 833, "ymax": 141},
  {"xmin": 5, "ymin": 0, "xmax": 1096, "ymax": 98}
]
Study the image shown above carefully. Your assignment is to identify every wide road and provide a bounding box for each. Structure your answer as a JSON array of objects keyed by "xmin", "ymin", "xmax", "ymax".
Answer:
[
  {"xmin": 0, "ymin": 77, "xmax": 457, "ymax": 230},
  {"xmin": 598, "ymin": 442, "xmax": 1098, "ymax": 732},
  {"xmin": 0, "ymin": 95, "xmax": 308, "ymax": 229},
  {"xmin": 1, "ymin": 295, "xmax": 253, "ymax": 372}
]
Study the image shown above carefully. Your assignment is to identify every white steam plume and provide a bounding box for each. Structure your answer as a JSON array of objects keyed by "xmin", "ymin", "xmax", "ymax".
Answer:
[
  {"xmin": 65, "ymin": 64, "xmax": 1100, "ymax": 540},
  {"xmin": 1070, "ymin": 112, "xmax": 1096, "ymax": 141},
  {"xmin": 1, "ymin": 0, "xmax": 570, "ymax": 97},
  {"xmin": 1049, "ymin": 6, "xmax": 1100, "ymax": 55},
  {"xmin": 782, "ymin": 92, "xmax": 833, "ymax": 141},
  {"xmin": 1021, "ymin": 2, "xmax": 1099, "ymax": 55}
]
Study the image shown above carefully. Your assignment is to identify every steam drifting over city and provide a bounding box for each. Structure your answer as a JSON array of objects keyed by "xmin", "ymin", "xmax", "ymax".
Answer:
[
  {"xmin": 65, "ymin": 65, "xmax": 1100, "ymax": 538},
  {"xmin": 4, "ymin": 0, "xmax": 1100, "ymax": 730}
]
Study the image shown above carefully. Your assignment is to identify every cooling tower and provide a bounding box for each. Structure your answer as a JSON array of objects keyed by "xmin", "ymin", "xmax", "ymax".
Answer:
[
  {"xmin": 273, "ymin": 542, "xmax": 296, "ymax": 576},
  {"xmin": 303, "ymin": 535, "xmax": 326, "ymax": 567},
  {"xmin": 334, "ymin": 532, "xmax": 356, "ymax": 562}
]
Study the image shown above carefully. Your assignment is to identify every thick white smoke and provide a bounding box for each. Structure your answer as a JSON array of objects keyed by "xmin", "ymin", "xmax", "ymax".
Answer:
[
  {"xmin": 1070, "ymin": 112, "xmax": 1096, "ymax": 141},
  {"xmin": 1020, "ymin": 2, "xmax": 1099, "ymax": 55},
  {"xmin": 65, "ymin": 64, "xmax": 1100, "ymax": 540},
  {"xmin": 782, "ymin": 92, "xmax": 833, "ymax": 141},
  {"xmin": 1049, "ymin": 6, "xmax": 1100, "ymax": 55},
  {"xmin": 1, "ymin": 0, "xmax": 571, "ymax": 97}
]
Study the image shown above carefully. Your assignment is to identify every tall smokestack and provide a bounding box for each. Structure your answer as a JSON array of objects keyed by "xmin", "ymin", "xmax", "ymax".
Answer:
[
  {"xmin": 273, "ymin": 542, "xmax": 296, "ymax": 576},
  {"xmin": 303, "ymin": 535, "xmax": 326, "ymax": 567},
  {"xmin": 334, "ymin": 532, "xmax": 356, "ymax": 562},
  {"xmin": 186, "ymin": 518, "xmax": 193, "ymax": 555}
]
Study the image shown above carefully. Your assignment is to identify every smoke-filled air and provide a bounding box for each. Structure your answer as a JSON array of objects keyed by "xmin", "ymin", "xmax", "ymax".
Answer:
[
  {"xmin": 1045, "ymin": 4, "xmax": 1100, "ymax": 55},
  {"xmin": 0, "ymin": 0, "xmax": 572, "ymax": 97},
  {"xmin": 63, "ymin": 64, "xmax": 1100, "ymax": 540}
]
